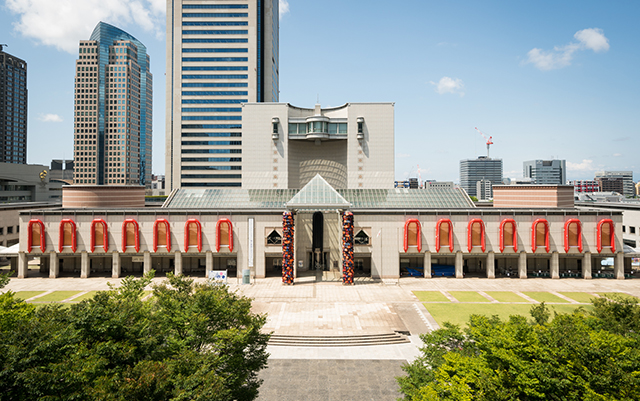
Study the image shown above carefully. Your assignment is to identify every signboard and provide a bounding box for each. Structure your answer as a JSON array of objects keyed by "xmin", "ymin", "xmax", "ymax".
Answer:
[
  {"xmin": 132, "ymin": 256, "xmax": 144, "ymax": 263},
  {"xmin": 209, "ymin": 270, "xmax": 228, "ymax": 285}
]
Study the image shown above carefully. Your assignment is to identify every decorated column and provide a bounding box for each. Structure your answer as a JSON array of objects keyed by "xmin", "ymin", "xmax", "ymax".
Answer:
[
  {"xmin": 282, "ymin": 212, "xmax": 295, "ymax": 285},
  {"xmin": 342, "ymin": 211, "xmax": 354, "ymax": 285}
]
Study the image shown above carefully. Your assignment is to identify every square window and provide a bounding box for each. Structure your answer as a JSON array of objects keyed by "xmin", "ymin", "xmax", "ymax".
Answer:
[{"xmin": 631, "ymin": 226, "xmax": 637, "ymax": 234}]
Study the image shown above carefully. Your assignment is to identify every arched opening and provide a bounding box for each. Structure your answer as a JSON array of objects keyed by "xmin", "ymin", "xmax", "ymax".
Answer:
[
  {"xmin": 403, "ymin": 219, "xmax": 422, "ymax": 252},
  {"xmin": 500, "ymin": 219, "xmax": 517, "ymax": 253},
  {"xmin": 216, "ymin": 219, "xmax": 233, "ymax": 252},
  {"xmin": 436, "ymin": 219, "xmax": 453, "ymax": 253},
  {"xmin": 153, "ymin": 219, "xmax": 171, "ymax": 252},
  {"xmin": 185, "ymin": 219, "xmax": 202, "ymax": 252},
  {"xmin": 59, "ymin": 219, "xmax": 77, "ymax": 253},
  {"xmin": 28, "ymin": 219, "xmax": 46, "ymax": 253},
  {"xmin": 564, "ymin": 219, "xmax": 583, "ymax": 253},
  {"xmin": 122, "ymin": 219, "xmax": 140, "ymax": 253},
  {"xmin": 467, "ymin": 219, "xmax": 485, "ymax": 252},
  {"xmin": 597, "ymin": 219, "xmax": 615, "ymax": 253},
  {"xmin": 91, "ymin": 219, "xmax": 109, "ymax": 253},
  {"xmin": 531, "ymin": 219, "xmax": 550, "ymax": 253}
]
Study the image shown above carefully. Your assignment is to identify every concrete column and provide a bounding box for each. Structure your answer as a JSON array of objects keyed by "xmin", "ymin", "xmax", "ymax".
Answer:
[
  {"xmin": 10, "ymin": 256, "xmax": 17, "ymax": 273},
  {"xmin": 614, "ymin": 252, "xmax": 624, "ymax": 280},
  {"xmin": 455, "ymin": 251, "xmax": 464, "ymax": 278},
  {"xmin": 486, "ymin": 251, "xmax": 495, "ymax": 279},
  {"xmin": 112, "ymin": 252, "xmax": 121, "ymax": 278},
  {"xmin": 206, "ymin": 251, "xmax": 213, "ymax": 278},
  {"xmin": 17, "ymin": 252, "xmax": 28, "ymax": 279},
  {"xmin": 80, "ymin": 251, "xmax": 89, "ymax": 278},
  {"xmin": 143, "ymin": 251, "xmax": 151, "ymax": 275},
  {"xmin": 518, "ymin": 252, "xmax": 527, "ymax": 279},
  {"xmin": 582, "ymin": 252, "xmax": 592, "ymax": 279},
  {"xmin": 49, "ymin": 252, "xmax": 59, "ymax": 278},
  {"xmin": 551, "ymin": 252, "xmax": 559, "ymax": 279},
  {"xmin": 175, "ymin": 252, "xmax": 183, "ymax": 276},
  {"xmin": 423, "ymin": 251, "xmax": 431, "ymax": 278}
]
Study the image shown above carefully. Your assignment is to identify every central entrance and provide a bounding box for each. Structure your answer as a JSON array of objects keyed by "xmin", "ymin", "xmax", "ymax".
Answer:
[{"xmin": 312, "ymin": 211, "xmax": 326, "ymax": 270}]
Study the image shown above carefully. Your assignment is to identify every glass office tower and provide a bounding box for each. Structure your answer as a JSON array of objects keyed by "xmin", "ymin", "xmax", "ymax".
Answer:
[
  {"xmin": 165, "ymin": 0, "xmax": 279, "ymax": 190},
  {"xmin": 0, "ymin": 46, "xmax": 27, "ymax": 164},
  {"xmin": 73, "ymin": 22, "xmax": 152, "ymax": 187}
]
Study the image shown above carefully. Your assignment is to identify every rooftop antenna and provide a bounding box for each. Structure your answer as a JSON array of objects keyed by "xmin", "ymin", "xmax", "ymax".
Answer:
[
  {"xmin": 316, "ymin": 93, "xmax": 320, "ymax": 104},
  {"xmin": 0, "ymin": 44, "xmax": 7, "ymax": 52}
]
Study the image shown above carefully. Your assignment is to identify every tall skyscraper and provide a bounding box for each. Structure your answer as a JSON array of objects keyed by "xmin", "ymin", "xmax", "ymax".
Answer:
[
  {"xmin": 73, "ymin": 22, "xmax": 152, "ymax": 187},
  {"xmin": 459, "ymin": 156, "xmax": 503, "ymax": 197},
  {"xmin": 166, "ymin": 0, "xmax": 279, "ymax": 190},
  {"xmin": 523, "ymin": 159, "xmax": 566, "ymax": 185},
  {"xmin": 0, "ymin": 45, "xmax": 27, "ymax": 164}
]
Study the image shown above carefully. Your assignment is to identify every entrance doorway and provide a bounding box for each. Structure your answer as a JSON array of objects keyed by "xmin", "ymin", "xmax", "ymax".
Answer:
[{"xmin": 312, "ymin": 211, "xmax": 325, "ymax": 270}]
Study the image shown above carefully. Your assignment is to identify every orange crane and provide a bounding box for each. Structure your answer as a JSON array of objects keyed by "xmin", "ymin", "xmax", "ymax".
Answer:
[{"xmin": 474, "ymin": 127, "xmax": 494, "ymax": 158}]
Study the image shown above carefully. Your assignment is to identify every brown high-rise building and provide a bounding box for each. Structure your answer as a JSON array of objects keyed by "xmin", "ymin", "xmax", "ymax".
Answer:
[{"xmin": 73, "ymin": 22, "xmax": 152, "ymax": 187}]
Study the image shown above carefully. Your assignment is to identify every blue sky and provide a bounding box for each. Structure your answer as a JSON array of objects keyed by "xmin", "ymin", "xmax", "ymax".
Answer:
[{"xmin": 1, "ymin": 0, "xmax": 638, "ymax": 183}]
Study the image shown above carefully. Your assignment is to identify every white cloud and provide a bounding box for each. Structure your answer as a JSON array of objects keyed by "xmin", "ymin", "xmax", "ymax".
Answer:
[
  {"xmin": 5, "ymin": 0, "xmax": 165, "ymax": 53},
  {"xmin": 39, "ymin": 113, "xmax": 63, "ymax": 122},
  {"xmin": 567, "ymin": 159, "xmax": 596, "ymax": 172},
  {"xmin": 525, "ymin": 28, "xmax": 609, "ymax": 71},
  {"xmin": 279, "ymin": 0, "xmax": 289, "ymax": 19},
  {"xmin": 613, "ymin": 153, "xmax": 622, "ymax": 157},
  {"xmin": 429, "ymin": 76, "xmax": 465, "ymax": 96}
]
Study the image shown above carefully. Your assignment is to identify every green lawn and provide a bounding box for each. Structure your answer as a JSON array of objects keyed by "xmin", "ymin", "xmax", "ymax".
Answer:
[
  {"xmin": 14, "ymin": 291, "xmax": 45, "ymax": 300},
  {"xmin": 31, "ymin": 291, "xmax": 81, "ymax": 303},
  {"xmin": 448, "ymin": 291, "xmax": 490, "ymax": 303},
  {"xmin": 559, "ymin": 292, "xmax": 597, "ymax": 303},
  {"xmin": 597, "ymin": 292, "xmax": 639, "ymax": 301},
  {"xmin": 68, "ymin": 291, "xmax": 98, "ymax": 302},
  {"xmin": 484, "ymin": 291, "xmax": 530, "ymax": 303},
  {"xmin": 522, "ymin": 292, "xmax": 570, "ymax": 303},
  {"xmin": 413, "ymin": 291, "xmax": 451, "ymax": 302},
  {"xmin": 425, "ymin": 303, "xmax": 591, "ymax": 328}
]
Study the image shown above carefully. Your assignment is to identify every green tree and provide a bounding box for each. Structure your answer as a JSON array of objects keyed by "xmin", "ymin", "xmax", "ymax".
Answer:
[
  {"xmin": 398, "ymin": 298, "xmax": 640, "ymax": 400},
  {"xmin": 0, "ymin": 273, "xmax": 269, "ymax": 401}
]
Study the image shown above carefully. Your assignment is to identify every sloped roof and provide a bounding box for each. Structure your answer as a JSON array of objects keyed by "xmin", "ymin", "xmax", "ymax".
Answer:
[{"xmin": 286, "ymin": 175, "xmax": 351, "ymax": 209}]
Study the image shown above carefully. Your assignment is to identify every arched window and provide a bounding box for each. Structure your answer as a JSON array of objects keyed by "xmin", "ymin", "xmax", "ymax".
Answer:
[
  {"xmin": 403, "ymin": 219, "xmax": 422, "ymax": 252},
  {"xmin": 499, "ymin": 218, "xmax": 517, "ymax": 253},
  {"xmin": 531, "ymin": 219, "xmax": 550, "ymax": 253},
  {"xmin": 121, "ymin": 219, "xmax": 140, "ymax": 252},
  {"xmin": 564, "ymin": 219, "xmax": 583, "ymax": 253},
  {"xmin": 28, "ymin": 219, "xmax": 46, "ymax": 253},
  {"xmin": 153, "ymin": 219, "xmax": 171, "ymax": 252},
  {"xmin": 58, "ymin": 219, "xmax": 77, "ymax": 253},
  {"xmin": 467, "ymin": 219, "xmax": 486, "ymax": 252},
  {"xmin": 216, "ymin": 218, "xmax": 233, "ymax": 252},
  {"xmin": 91, "ymin": 219, "xmax": 109, "ymax": 253},
  {"xmin": 354, "ymin": 229, "xmax": 370, "ymax": 245},
  {"xmin": 266, "ymin": 229, "xmax": 282, "ymax": 245},
  {"xmin": 436, "ymin": 218, "xmax": 453, "ymax": 253},
  {"xmin": 597, "ymin": 219, "xmax": 615, "ymax": 253},
  {"xmin": 184, "ymin": 219, "xmax": 202, "ymax": 252}
]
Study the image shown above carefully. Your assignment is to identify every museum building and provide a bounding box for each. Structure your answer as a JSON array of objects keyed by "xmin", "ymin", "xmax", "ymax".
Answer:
[{"xmin": 14, "ymin": 103, "xmax": 631, "ymax": 281}]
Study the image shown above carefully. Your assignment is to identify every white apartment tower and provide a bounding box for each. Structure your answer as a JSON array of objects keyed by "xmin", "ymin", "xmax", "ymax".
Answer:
[
  {"xmin": 166, "ymin": 0, "xmax": 279, "ymax": 190},
  {"xmin": 73, "ymin": 22, "xmax": 152, "ymax": 187}
]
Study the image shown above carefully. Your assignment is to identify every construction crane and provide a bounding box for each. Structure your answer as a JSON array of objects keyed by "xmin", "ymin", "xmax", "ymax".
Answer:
[{"xmin": 475, "ymin": 127, "xmax": 494, "ymax": 158}]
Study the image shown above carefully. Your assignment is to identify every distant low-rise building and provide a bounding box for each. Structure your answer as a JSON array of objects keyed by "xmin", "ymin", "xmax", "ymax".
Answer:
[
  {"xmin": 570, "ymin": 180, "xmax": 600, "ymax": 193},
  {"xmin": 493, "ymin": 185, "xmax": 574, "ymax": 208},
  {"xmin": 523, "ymin": 159, "xmax": 566, "ymax": 185},
  {"xmin": 595, "ymin": 171, "xmax": 634, "ymax": 197}
]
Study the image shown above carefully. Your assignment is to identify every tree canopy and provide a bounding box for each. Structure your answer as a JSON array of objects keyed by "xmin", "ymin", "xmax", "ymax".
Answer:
[
  {"xmin": 398, "ymin": 295, "xmax": 640, "ymax": 401},
  {"xmin": 0, "ymin": 273, "xmax": 269, "ymax": 401}
]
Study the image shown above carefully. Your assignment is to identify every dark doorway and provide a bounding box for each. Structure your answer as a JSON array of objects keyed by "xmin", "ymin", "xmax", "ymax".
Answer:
[{"xmin": 312, "ymin": 212, "xmax": 324, "ymax": 270}]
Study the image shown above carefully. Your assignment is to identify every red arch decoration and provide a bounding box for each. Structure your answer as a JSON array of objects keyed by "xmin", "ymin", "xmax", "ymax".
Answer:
[
  {"xmin": 90, "ymin": 219, "xmax": 109, "ymax": 253},
  {"xmin": 531, "ymin": 219, "xmax": 550, "ymax": 253},
  {"xmin": 564, "ymin": 219, "xmax": 583, "ymax": 253},
  {"xmin": 216, "ymin": 218, "xmax": 233, "ymax": 252},
  {"xmin": 184, "ymin": 219, "xmax": 202, "ymax": 252},
  {"xmin": 597, "ymin": 219, "xmax": 615, "ymax": 253},
  {"xmin": 58, "ymin": 219, "xmax": 77, "ymax": 253},
  {"xmin": 122, "ymin": 219, "xmax": 140, "ymax": 253},
  {"xmin": 403, "ymin": 219, "xmax": 422, "ymax": 253},
  {"xmin": 28, "ymin": 219, "xmax": 46, "ymax": 253},
  {"xmin": 435, "ymin": 218, "xmax": 453, "ymax": 253},
  {"xmin": 467, "ymin": 219, "xmax": 486, "ymax": 252},
  {"xmin": 153, "ymin": 219, "xmax": 171, "ymax": 252},
  {"xmin": 499, "ymin": 218, "xmax": 518, "ymax": 253}
]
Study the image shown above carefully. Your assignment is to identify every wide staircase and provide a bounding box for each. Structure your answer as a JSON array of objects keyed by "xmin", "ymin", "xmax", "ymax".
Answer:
[{"xmin": 268, "ymin": 332, "xmax": 410, "ymax": 347}]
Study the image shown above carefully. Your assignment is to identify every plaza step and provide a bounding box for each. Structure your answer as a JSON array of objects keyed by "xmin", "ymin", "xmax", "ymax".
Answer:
[{"xmin": 268, "ymin": 332, "xmax": 410, "ymax": 347}]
